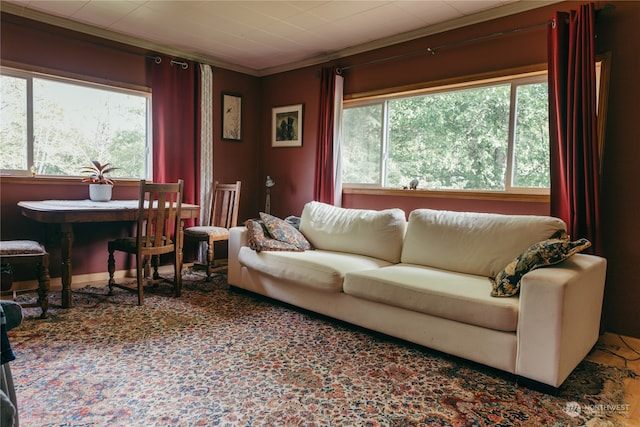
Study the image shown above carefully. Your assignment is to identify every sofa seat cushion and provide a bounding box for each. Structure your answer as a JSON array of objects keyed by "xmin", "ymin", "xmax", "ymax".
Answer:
[
  {"xmin": 343, "ymin": 264, "xmax": 520, "ymax": 331},
  {"xmin": 238, "ymin": 247, "xmax": 393, "ymax": 292},
  {"xmin": 401, "ymin": 209, "xmax": 567, "ymax": 278}
]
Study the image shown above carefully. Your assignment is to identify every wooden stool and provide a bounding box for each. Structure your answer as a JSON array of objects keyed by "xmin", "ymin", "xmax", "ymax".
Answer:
[{"xmin": 0, "ymin": 240, "xmax": 50, "ymax": 319}]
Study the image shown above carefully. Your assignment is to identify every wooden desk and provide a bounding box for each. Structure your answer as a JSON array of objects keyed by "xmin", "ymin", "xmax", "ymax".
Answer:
[{"xmin": 18, "ymin": 200, "xmax": 200, "ymax": 308}]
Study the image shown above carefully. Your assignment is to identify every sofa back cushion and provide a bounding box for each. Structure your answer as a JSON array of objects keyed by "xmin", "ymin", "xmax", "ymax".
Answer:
[
  {"xmin": 401, "ymin": 209, "xmax": 567, "ymax": 277},
  {"xmin": 300, "ymin": 201, "xmax": 407, "ymax": 263}
]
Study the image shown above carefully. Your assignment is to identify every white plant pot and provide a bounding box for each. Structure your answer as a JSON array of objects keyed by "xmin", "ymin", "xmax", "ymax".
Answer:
[{"xmin": 89, "ymin": 184, "xmax": 113, "ymax": 202}]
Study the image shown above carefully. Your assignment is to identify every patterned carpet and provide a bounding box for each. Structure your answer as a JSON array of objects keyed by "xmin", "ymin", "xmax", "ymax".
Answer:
[{"xmin": 8, "ymin": 270, "xmax": 635, "ymax": 427}]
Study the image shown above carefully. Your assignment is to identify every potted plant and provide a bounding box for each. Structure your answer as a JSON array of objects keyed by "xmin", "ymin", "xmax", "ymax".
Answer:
[{"xmin": 81, "ymin": 160, "xmax": 117, "ymax": 202}]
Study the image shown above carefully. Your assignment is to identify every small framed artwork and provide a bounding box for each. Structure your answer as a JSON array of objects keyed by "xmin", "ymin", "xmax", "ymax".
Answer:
[
  {"xmin": 222, "ymin": 92, "xmax": 242, "ymax": 141},
  {"xmin": 272, "ymin": 104, "xmax": 303, "ymax": 147}
]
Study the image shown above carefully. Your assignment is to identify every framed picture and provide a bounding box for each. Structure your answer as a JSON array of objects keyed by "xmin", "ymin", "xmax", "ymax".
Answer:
[
  {"xmin": 272, "ymin": 104, "xmax": 303, "ymax": 147},
  {"xmin": 222, "ymin": 92, "xmax": 242, "ymax": 141}
]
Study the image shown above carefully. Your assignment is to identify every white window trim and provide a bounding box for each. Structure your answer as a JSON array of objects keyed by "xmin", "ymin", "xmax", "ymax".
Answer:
[
  {"xmin": 1, "ymin": 66, "xmax": 152, "ymax": 179},
  {"xmin": 343, "ymin": 70, "xmax": 550, "ymax": 195}
]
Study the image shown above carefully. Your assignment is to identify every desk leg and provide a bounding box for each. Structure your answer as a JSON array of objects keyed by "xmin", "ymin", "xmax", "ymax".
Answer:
[{"xmin": 60, "ymin": 223, "xmax": 73, "ymax": 308}]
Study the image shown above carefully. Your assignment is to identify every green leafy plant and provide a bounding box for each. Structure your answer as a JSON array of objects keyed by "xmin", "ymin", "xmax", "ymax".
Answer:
[{"xmin": 81, "ymin": 160, "xmax": 118, "ymax": 185}]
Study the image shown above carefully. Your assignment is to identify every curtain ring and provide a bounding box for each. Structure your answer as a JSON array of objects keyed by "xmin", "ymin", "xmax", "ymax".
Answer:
[{"xmin": 170, "ymin": 60, "xmax": 189, "ymax": 69}]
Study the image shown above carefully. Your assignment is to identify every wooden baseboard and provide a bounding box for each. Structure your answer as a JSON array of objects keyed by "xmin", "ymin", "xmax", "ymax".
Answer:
[{"xmin": 2, "ymin": 264, "xmax": 184, "ymax": 294}]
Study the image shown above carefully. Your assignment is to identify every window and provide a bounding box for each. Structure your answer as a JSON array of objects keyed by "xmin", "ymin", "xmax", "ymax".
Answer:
[
  {"xmin": 342, "ymin": 72, "xmax": 549, "ymax": 193},
  {"xmin": 0, "ymin": 68, "xmax": 151, "ymax": 179}
]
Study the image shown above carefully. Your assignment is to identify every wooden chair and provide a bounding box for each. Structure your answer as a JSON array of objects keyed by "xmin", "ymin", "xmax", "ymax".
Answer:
[
  {"xmin": 0, "ymin": 240, "xmax": 50, "ymax": 318},
  {"xmin": 107, "ymin": 180, "xmax": 184, "ymax": 305},
  {"xmin": 184, "ymin": 181, "xmax": 241, "ymax": 276}
]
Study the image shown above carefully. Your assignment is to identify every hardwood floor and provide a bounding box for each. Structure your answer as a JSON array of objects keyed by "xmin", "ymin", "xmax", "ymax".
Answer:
[{"xmin": 586, "ymin": 333, "xmax": 640, "ymax": 426}]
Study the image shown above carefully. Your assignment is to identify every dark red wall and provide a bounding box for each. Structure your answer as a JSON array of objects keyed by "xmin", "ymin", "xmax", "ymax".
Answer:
[
  {"xmin": 593, "ymin": 1, "xmax": 640, "ymax": 338},
  {"xmin": 0, "ymin": 179, "xmax": 140, "ymax": 277},
  {"xmin": 257, "ymin": 5, "xmax": 558, "ymax": 219},
  {"xmin": 0, "ymin": 13, "xmax": 147, "ymax": 87},
  {"xmin": 210, "ymin": 68, "xmax": 261, "ymax": 223},
  {"xmin": 259, "ymin": 1, "xmax": 640, "ymax": 337},
  {"xmin": 342, "ymin": 193, "xmax": 549, "ymax": 217},
  {"xmin": 259, "ymin": 67, "xmax": 321, "ymax": 218},
  {"xmin": 0, "ymin": 12, "xmax": 261, "ymax": 275},
  {"xmin": 2, "ymin": 1, "xmax": 640, "ymax": 337}
]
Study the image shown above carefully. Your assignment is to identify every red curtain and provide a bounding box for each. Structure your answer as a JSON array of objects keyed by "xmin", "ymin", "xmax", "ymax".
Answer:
[
  {"xmin": 150, "ymin": 56, "xmax": 199, "ymax": 210},
  {"xmin": 548, "ymin": 4, "xmax": 601, "ymax": 254},
  {"xmin": 314, "ymin": 66, "xmax": 339, "ymax": 204}
]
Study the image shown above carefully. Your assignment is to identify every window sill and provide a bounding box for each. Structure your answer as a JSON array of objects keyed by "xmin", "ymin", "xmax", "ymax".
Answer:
[
  {"xmin": 0, "ymin": 175, "xmax": 141, "ymax": 186},
  {"xmin": 342, "ymin": 186, "xmax": 550, "ymax": 203}
]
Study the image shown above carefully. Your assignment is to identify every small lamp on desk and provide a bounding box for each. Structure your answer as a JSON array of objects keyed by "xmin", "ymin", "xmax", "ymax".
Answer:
[{"xmin": 265, "ymin": 176, "xmax": 275, "ymax": 214}]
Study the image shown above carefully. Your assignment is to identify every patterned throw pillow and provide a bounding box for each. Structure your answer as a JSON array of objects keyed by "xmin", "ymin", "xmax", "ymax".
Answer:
[
  {"xmin": 490, "ymin": 237, "xmax": 592, "ymax": 297},
  {"xmin": 259, "ymin": 212, "xmax": 312, "ymax": 250},
  {"xmin": 245, "ymin": 219, "xmax": 302, "ymax": 252}
]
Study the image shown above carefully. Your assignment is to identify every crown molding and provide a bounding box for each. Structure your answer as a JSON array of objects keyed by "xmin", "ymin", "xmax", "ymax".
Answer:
[
  {"xmin": 2, "ymin": 1, "xmax": 560, "ymax": 77},
  {"xmin": 0, "ymin": 1, "xmax": 257, "ymax": 76},
  {"xmin": 256, "ymin": 1, "xmax": 560, "ymax": 76}
]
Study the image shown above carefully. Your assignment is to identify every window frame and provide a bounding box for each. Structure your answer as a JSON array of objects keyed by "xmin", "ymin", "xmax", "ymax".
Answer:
[
  {"xmin": 0, "ymin": 66, "xmax": 152, "ymax": 180},
  {"xmin": 342, "ymin": 69, "xmax": 550, "ymax": 196}
]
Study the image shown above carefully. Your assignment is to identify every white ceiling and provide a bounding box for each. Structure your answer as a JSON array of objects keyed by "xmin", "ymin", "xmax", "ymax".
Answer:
[{"xmin": 2, "ymin": 1, "xmax": 552, "ymax": 76}]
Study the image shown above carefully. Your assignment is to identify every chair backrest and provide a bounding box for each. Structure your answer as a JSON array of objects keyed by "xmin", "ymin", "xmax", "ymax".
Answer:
[
  {"xmin": 137, "ymin": 180, "xmax": 184, "ymax": 251},
  {"xmin": 209, "ymin": 181, "xmax": 241, "ymax": 229}
]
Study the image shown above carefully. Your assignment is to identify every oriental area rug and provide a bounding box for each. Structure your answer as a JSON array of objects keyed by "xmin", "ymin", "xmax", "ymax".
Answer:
[{"xmin": 9, "ymin": 270, "xmax": 636, "ymax": 427}]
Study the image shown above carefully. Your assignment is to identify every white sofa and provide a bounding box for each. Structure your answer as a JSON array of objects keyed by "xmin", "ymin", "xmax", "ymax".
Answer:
[{"xmin": 228, "ymin": 201, "xmax": 607, "ymax": 388}]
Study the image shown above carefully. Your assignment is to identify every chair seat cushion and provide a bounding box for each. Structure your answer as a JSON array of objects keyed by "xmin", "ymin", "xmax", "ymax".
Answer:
[
  {"xmin": 0, "ymin": 240, "xmax": 46, "ymax": 255},
  {"xmin": 185, "ymin": 226, "xmax": 229, "ymax": 238}
]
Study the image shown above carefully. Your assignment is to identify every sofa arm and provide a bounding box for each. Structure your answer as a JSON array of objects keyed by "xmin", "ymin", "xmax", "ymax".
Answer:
[
  {"xmin": 228, "ymin": 226, "xmax": 248, "ymax": 286},
  {"xmin": 516, "ymin": 253, "xmax": 606, "ymax": 387}
]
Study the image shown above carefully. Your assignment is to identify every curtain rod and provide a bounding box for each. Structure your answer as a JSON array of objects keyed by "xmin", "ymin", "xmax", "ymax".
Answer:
[
  {"xmin": 147, "ymin": 55, "xmax": 190, "ymax": 69},
  {"xmin": 426, "ymin": 21, "xmax": 549, "ymax": 55},
  {"xmin": 339, "ymin": 20, "xmax": 548, "ymax": 72},
  {"xmin": 339, "ymin": 3, "xmax": 614, "ymax": 72}
]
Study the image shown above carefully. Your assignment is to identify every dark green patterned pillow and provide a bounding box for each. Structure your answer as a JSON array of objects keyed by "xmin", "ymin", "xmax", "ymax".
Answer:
[
  {"xmin": 490, "ymin": 237, "xmax": 591, "ymax": 297},
  {"xmin": 245, "ymin": 219, "xmax": 302, "ymax": 252},
  {"xmin": 259, "ymin": 212, "xmax": 312, "ymax": 250}
]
